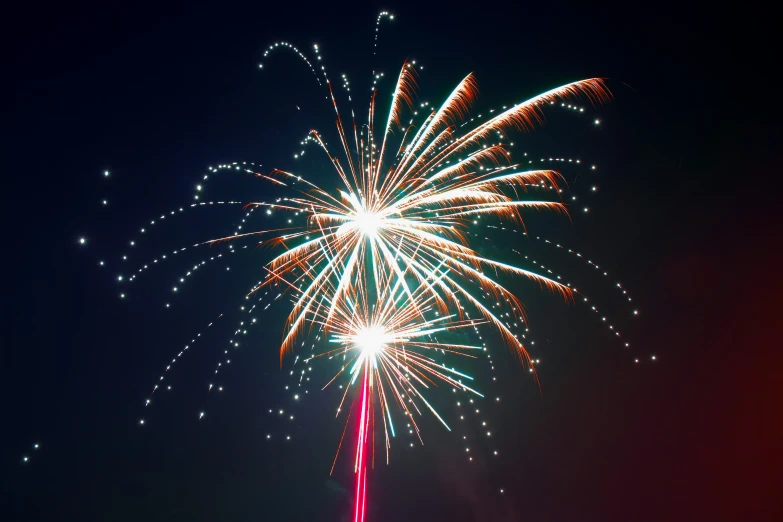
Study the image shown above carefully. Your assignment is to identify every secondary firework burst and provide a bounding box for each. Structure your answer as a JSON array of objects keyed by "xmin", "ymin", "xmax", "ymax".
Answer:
[
  {"xmin": 308, "ymin": 265, "xmax": 485, "ymax": 463},
  {"xmin": 211, "ymin": 51, "xmax": 611, "ymax": 370},
  {"xmin": 305, "ymin": 267, "xmax": 485, "ymax": 522}
]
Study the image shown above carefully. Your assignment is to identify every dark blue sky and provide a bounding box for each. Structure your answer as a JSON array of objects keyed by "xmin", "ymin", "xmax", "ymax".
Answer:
[{"xmin": 3, "ymin": 2, "xmax": 780, "ymax": 521}]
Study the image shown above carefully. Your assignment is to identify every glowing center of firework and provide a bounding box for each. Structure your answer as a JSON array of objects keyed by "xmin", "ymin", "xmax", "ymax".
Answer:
[
  {"xmin": 355, "ymin": 210, "xmax": 382, "ymax": 238},
  {"xmin": 354, "ymin": 326, "xmax": 388, "ymax": 356}
]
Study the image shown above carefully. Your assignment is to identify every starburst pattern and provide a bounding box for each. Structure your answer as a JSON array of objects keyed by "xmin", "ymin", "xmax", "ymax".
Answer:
[
  {"xmin": 72, "ymin": 12, "xmax": 648, "ymax": 522},
  {"xmin": 210, "ymin": 61, "xmax": 610, "ymax": 369}
]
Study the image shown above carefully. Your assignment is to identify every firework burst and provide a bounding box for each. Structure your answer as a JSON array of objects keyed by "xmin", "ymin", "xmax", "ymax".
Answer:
[
  {"xmin": 305, "ymin": 267, "xmax": 486, "ymax": 522},
  {"xmin": 76, "ymin": 11, "xmax": 645, "ymax": 522},
  {"xmin": 211, "ymin": 58, "xmax": 610, "ymax": 370},
  {"xmin": 312, "ymin": 266, "xmax": 485, "ymax": 456},
  {"xmin": 228, "ymin": 41, "xmax": 610, "ymax": 521}
]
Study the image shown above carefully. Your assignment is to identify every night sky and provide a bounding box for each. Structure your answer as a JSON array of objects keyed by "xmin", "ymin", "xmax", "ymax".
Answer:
[{"xmin": 3, "ymin": 2, "xmax": 781, "ymax": 521}]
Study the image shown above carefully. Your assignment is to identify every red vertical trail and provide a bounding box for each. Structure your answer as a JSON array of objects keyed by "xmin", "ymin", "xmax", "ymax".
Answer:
[{"xmin": 354, "ymin": 367, "xmax": 370, "ymax": 522}]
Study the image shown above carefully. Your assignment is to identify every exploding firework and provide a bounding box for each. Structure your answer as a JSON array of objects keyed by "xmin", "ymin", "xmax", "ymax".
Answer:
[
  {"xmin": 77, "ymin": 11, "xmax": 646, "ymax": 522},
  {"xmin": 211, "ymin": 55, "xmax": 610, "ymax": 371},
  {"xmin": 313, "ymin": 266, "xmax": 485, "ymax": 459},
  {"xmin": 210, "ymin": 25, "xmax": 610, "ymax": 521}
]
